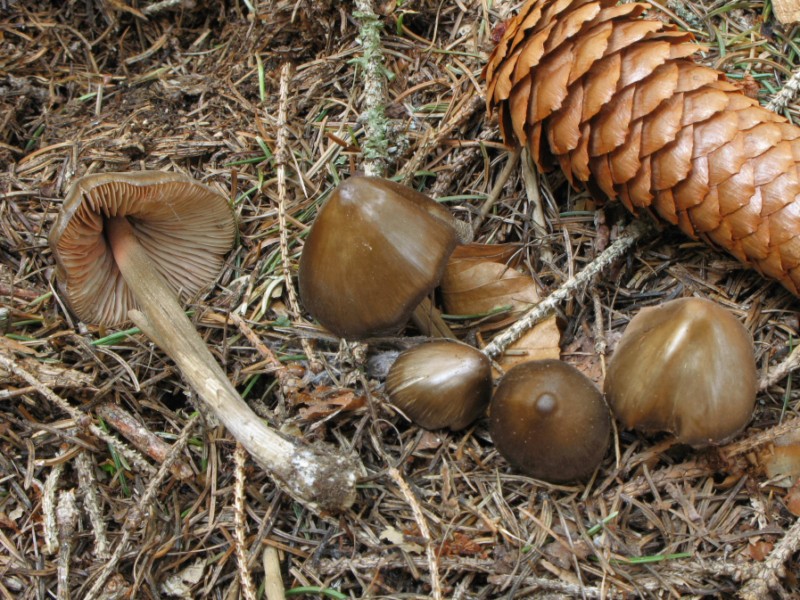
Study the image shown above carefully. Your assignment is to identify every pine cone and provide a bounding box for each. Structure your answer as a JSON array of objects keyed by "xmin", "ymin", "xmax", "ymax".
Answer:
[{"xmin": 485, "ymin": 0, "xmax": 800, "ymax": 296}]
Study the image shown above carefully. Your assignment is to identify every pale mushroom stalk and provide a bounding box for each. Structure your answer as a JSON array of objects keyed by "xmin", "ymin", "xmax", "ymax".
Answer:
[
  {"xmin": 104, "ymin": 216, "xmax": 358, "ymax": 512},
  {"xmin": 50, "ymin": 172, "xmax": 360, "ymax": 514}
]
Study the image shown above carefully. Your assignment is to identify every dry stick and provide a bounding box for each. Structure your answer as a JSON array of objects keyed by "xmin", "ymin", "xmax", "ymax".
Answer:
[
  {"xmin": 56, "ymin": 490, "xmax": 78, "ymax": 600},
  {"xmin": 82, "ymin": 414, "xmax": 200, "ymax": 600},
  {"xmin": 106, "ymin": 217, "xmax": 359, "ymax": 513},
  {"xmin": 234, "ymin": 444, "xmax": 257, "ymax": 600},
  {"xmin": 263, "ymin": 546, "xmax": 286, "ymax": 600},
  {"xmin": 482, "ymin": 220, "xmax": 653, "ymax": 358},
  {"xmin": 0, "ymin": 353, "xmax": 156, "ymax": 476},
  {"xmin": 766, "ymin": 66, "xmax": 800, "ymax": 113},
  {"xmin": 472, "ymin": 147, "xmax": 521, "ymax": 233},
  {"xmin": 521, "ymin": 149, "xmax": 555, "ymax": 264},
  {"xmin": 739, "ymin": 516, "xmax": 800, "ymax": 599},
  {"xmin": 43, "ymin": 460, "xmax": 65, "ymax": 555},
  {"xmin": 354, "ymin": 0, "xmax": 388, "ymax": 177},
  {"xmin": 274, "ymin": 61, "xmax": 319, "ymax": 371},
  {"xmin": 387, "ymin": 467, "xmax": 443, "ymax": 600},
  {"xmin": 75, "ymin": 452, "xmax": 111, "ymax": 559},
  {"xmin": 96, "ymin": 402, "xmax": 193, "ymax": 480}
]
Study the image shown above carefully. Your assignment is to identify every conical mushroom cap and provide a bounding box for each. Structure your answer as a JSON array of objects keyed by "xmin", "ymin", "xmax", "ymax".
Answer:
[
  {"xmin": 490, "ymin": 359, "xmax": 610, "ymax": 483},
  {"xmin": 604, "ymin": 297, "xmax": 757, "ymax": 446},
  {"xmin": 298, "ymin": 177, "xmax": 458, "ymax": 339},
  {"xmin": 386, "ymin": 340, "xmax": 492, "ymax": 431},
  {"xmin": 49, "ymin": 171, "xmax": 236, "ymax": 326}
]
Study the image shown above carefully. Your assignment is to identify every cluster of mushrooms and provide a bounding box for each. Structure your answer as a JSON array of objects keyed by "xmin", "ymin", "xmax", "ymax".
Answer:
[
  {"xmin": 299, "ymin": 176, "xmax": 759, "ymax": 484},
  {"xmin": 47, "ymin": 170, "xmax": 759, "ymax": 503}
]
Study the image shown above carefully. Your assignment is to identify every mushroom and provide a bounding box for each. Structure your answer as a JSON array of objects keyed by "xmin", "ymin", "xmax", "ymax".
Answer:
[
  {"xmin": 604, "ymin": 297, "xmax": 757, "ymax": 446},
  {"xmin": 298, "ymin": 177, "xmax": 460, "ymax": 339},
  {"xmin": 489, "ymin": 360, "xmax": 610, "ymax": 483},
  {"xmin": 49, "ymin": 171, "xmax": 360, "ymax": 513},
  {"xmin": 385, "ymin": 340, "xmax": 492, "ymax": 430}
]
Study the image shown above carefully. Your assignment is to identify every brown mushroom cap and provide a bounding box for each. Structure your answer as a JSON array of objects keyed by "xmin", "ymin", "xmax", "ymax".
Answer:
[
  {"xmin": 298, "ymin": 176, "xmax": 458, "ymax": 339},
  {"xmin": 604, "ymin": 297, "xmax": 757, "ymax": 446},
  {"xmin": 490, "ymin": 360, "xmax": 610, "ymax": 483},
  {"xmin": 386, "ymin": 340, "xmax": 492, "ymax": 431},
  {"xmin": 49, "ymin": 171, "xmax": 235, "ymax": 326}
]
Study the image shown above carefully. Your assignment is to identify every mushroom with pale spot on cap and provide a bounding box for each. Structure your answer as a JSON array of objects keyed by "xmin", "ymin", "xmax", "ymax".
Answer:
[
  {"xmin": 49, "ymin": 171, "xmax": 361, "ymax": 513},
  {"xmin": 489, "ymin": 359, "xmax": 611, "ymax": 483}
]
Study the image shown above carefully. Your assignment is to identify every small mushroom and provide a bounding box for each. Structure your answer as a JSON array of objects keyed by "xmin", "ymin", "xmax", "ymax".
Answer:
[
  {"xmin": 604, "ymin": 297, "xmax": 757, "ymax": 446},
  {"xmin": 49, "ymin": 171, "xmax": 360, "ymax": 513},
  {"xmin": 490, "ymin": 360, "xmax": 610, "ymax": 482},
  {"xmin": 386, "ymin": 340, "xmax": 492, "ymax": 430},
  {"xmin": 298, "ymin": 177, "xmax": 459, "ymax": 339}
]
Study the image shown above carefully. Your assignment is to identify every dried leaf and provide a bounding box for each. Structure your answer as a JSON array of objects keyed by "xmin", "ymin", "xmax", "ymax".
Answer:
[
  {"xmin": 442, "ymin": 243, "xmax": 540, "ymax": 328},
  {"xmin": 748, "ymin": 540, "xmax": 775, "ymax": 561},
  {"xmin": 379, "ymin": 526, "xmax": 424, "ymax": 554},
  {"xmin": 756, "ymin": 430, "xmax": 800, "ymax": 487},
  {"xmin": 294, "ymin": 387, "xmax": 366, "ymax": 420},
  {"xmin": 438, "ymin": 532, "xmax": 485, "ymax": 558},
  {"xmin": 493, "ymin": 315, "xmax": 561, "ymax": 376}
]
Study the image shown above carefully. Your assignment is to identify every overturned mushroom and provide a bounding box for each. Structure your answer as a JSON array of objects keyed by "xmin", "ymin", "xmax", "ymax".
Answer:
[
  {"xmin": 490, "ymin": 360, "xmax": 610, "ymax": 483},
  {"xmin": 604, "ymin": 297, "xmax": 757, "ymax": 446},
  {"xmin": 49, "ymin": 171, "xmax": 360, "ymax": 513},
  {"xmin": 386, "ymin": 340, "xmax": 492, "ymax": 431},
  {"xmin": 298, "ymin": 177, "xmax": 460, "ymax": 339}
]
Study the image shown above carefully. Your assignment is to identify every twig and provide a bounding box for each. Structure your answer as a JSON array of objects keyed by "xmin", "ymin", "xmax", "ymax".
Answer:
[
  {"xmin": 738, "ymin": 516, "xmax": 800, "ymax": 599},
  {"xmin": 354, "ymin": 0, "xmax": 389, "ymax": 176},
  {"xmin": 472, "ymin": 147, "xmax": 521, "ymax": 232},
  {"xmin": 56, "ymin": 490, "xmax": 78, "ymax": 600},
  {"xmin": 141, "ymin": 0, "xmax": 184, "ymax": 16},
  {"xmin": 766, "ymin": 66, "xmax": 800, "ymax": 113},
  {"xmin": 521, "ymin": 149, "xmax": 554, "ymax": 263},
  {"xmin": 234, "ymin": 444, "xmax": 257, "ymax": 600},
  {"xmin": 96, "ymin": 403, "xmax": 193, "ymax": 480},
  {"xmin": 82, "ymin": 414, "xmax": 200, "ymax": 600},
  {"xmin": 0, "ymin": 353, "xmax": 156, "ymax": 475},
  {"xmin": 75, "ymin": 451, "xmax": 111, "ymax": 559},
  {"xmin": 759, "ymin": 342, "xmax": 800, "ymax": 390},
  {"xmin": 43, "ymin": 460, "xmax": 65, "ymax": 555},
  {"xmin": 274, "ymin": 61, "xmax": 319, "ymax": 371},
  {"xmin": 482, "ymin": 220, "xmax": 653, "ymax": 358},
  {"xmin": 387, "ymin": 467, "xmax": 442, "ymax": 600}
]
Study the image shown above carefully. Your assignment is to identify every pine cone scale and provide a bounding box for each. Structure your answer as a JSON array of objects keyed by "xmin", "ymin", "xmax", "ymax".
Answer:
[{"xmin": 485, "ymin": 0, "xmax": 800, "ymax": 295}]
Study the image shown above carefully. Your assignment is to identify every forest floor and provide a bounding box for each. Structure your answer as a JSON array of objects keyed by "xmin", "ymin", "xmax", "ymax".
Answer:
[{"xmin": 2, "ymin": 0, "xmax": 800, "ymax": 598}]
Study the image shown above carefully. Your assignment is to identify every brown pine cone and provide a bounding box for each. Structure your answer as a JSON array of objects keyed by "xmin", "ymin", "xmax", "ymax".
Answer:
[{"xmin": 485, "ymin": 0, "xmax": 800, "ymax": 296}]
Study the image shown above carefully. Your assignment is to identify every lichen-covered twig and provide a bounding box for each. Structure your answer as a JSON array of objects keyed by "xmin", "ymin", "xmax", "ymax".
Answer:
[
  {"xmin": 82, "ymin": 414, "xmax": 200, "ymax": 600},
  {"xmin": 76, "ymin": 452, "xmax": 110, "ymax": 559},
  {"xmin": 234, "ymin": 444, "xmax": 257, "ymax": 600},
  {"xmin": 766, "ymin": 66, "xmax": 800, "ymax": 113},
  {"xmin": 354, "ymin": 0, "xmax": 389, "ymax": 177},
  {"xmin": 482, "ymin": 220, "xmax": 654, "ymax": 358},
  {"xmin": 738, "ymin": 516, "xmax": 800, "ymax": 599}
]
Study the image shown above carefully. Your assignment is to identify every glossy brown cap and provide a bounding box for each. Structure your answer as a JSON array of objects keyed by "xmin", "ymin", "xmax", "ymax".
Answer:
[
  {"xmin": 49, "ymin": 171, "xmax": 236, "ymax": 326},
  {"xmin": 386, "ymin": 340, "xmax": 492, "ymax": 431},
  {"xmin": 490, "ymin": 360, "xmax": 610, "ymax": 483},
  {"xmin": 604, "ymin": 297, "xmax": 757, "ymax": 446},
  {"xmin": 298, "ymin": 177, "xmax": 458, "ymax": 339}
]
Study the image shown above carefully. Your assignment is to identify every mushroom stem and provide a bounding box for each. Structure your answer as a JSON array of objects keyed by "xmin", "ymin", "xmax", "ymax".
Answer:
[
  {"xmin": 411, "ymin": 297, "xmax": 457, "ymax": 339},
  {"xmin": 105, "ymin": 217, "xmax": 359, "ymax": 513}
]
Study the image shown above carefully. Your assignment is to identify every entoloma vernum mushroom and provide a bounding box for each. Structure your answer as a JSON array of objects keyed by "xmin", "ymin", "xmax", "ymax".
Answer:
[
  {"xmin": 490, "ymin": 360, "xmax": 610, "ymax": 483},
  {"xmin": 298, "ymin": 177, "xmax": 459, "ymax": 339},
  {"xmin": 604, "ymin": 297, "xmax": 757, "ymax": 447},
  {"xmin": 49, "ymin": 171, "xmax": 360, "ymax": 513}
]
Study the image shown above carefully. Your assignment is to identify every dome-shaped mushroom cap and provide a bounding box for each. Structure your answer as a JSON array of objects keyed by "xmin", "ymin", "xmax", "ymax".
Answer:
[
  {"xmin": 386, "ymin": 340, "xmax": 492, "ymax": 431},
  {"xmin": 298, "ymin": 177, "xmax": 458, "ymax": 339},
  {"xmin": 604, "ymin": 297, "xmax": 757, "ymax": 447},
  {"xmin": 49, "ymin": 171, "xmax": 236, "ymax": 327},
  {"xmin": 489, "ymin": 360, "xmax": 610, "ymax": 483}
]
